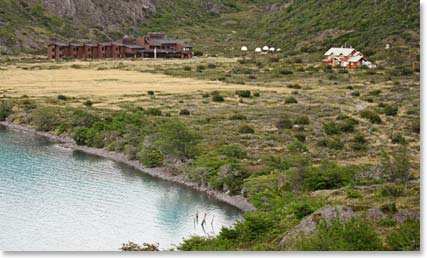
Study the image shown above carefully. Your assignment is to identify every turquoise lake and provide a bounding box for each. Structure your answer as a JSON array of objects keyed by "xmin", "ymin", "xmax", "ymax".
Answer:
[{"xmin": 0, "ymin": 126, "xmax": 242, "ymax": 251}]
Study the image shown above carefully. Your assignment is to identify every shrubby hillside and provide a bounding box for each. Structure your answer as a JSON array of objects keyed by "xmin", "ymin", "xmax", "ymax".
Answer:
[{"xmin": 0, "ymin": 0, "xmax": 420, "ymax": 63}]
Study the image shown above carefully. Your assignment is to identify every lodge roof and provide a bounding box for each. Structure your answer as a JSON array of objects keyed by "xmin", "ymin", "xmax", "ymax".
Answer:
[
  {"xmin": 85, "ymin": 43, "xmax": 98, "ymax": 47},
  {"xmin": 124, "ymin": 44, "xmax": 145, "ymax": 49},
  {"xmin": 70, "ymin": 43, "xmax": 83, "ymax": 47},
  {"xmin": 49, "ymin": 41, "xmax": 68, "ymax": 47},
  {"xmin": 324, "ymin": 47, "xmax": 355, "ymax": 56},
  {"xmin": 348, "ymin": 55, "xmax": 365, "ymax": 62}
]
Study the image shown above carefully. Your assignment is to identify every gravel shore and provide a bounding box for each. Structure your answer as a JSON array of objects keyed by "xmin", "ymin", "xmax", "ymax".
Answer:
[{"xmin": 0, "ymin": 121, "xmax": 256, "ymax": 212}]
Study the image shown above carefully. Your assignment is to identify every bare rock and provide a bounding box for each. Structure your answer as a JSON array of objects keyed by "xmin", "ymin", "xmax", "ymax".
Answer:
[
  {"xmin": 392, "ymin": 209, "xmax": 419, "ymax": 224},
  {"xmin": 278, "ymin": 205, "xmax": 355, "ymax": 248},
  {"xmin": 366, "ymin": 208, "xmax": 386, "ymax": 221}
]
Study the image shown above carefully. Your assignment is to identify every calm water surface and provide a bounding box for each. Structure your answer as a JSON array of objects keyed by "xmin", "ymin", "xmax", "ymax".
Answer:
[{"xmin": 0, "ymin": 127, "xmax": 242, "ymax": 251}]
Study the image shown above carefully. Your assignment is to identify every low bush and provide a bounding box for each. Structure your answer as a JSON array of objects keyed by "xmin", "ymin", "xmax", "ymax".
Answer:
[
  {"xmin": 31, "ymin": 107, "xmax": 60, "ymax": 132},
  {"xmin": 276, "ymin": 117, "xmax": 293, "ymax": 129},
  {"xmin": 293, "ymin": 218, "xmax": 383, "ymax": 251},
  {"xmin": 153, "ymin": 120, "xmax": 201, "ymax": 159},
  {"xmin": 323, "ymin": 122, "xmax": 340, "ymax": 135},
  {"xmin": 183, "ymin": 66, "xmax": 192, "ymax": 71},
  {"xmin": 294, "ymin": 116, "xmax": 310, "ymax": 125},
  {"xmin": 147, "ymin": 90, "xmax": 155, "ymax": 95},
  {"xmin": 285, "ymin": 96, "xmax": 298, "ymax": 104},
  {"xmin": 238, "ymin": 124, "xmax": 255, "ymax": 134},
  {"xmin": 351, "ymin": 91, "xmax": 360, "ymax": 97},
  {"xmin": 179, "ymin": 109, "xmax": 191, "ymax": 116},
  {"xmin": 0, "ymin": 101, "xmax": 12, "ymax": 121},
  {"xmin": 137, "ymin": 147, "xmax": 164, "ymax": 168},
  {"xmin": 383, "ymin": 104, "xmax": 399, "ymax": 116},
  {"xmin": 57, "ymin": 95, "xmax": 68, "ymax": 100},
  {"xmin": 83, "ymin": 100, "xmax": 93, "ymax": 107},
  {"xmin": 207, "ymin": 63, "xmax": 217, "ymax": 69},
  {"xmin": 352, "ymin": 134, "xmax": 367, "ymax": 151},
  {"xmin": 386, "ymin": 220, "xmax": 420, "ymax": 251},
  {"xmin": 391, "ymin": 133, "xmax": 406, "ymax": 145},
  {"xmin": 360, "ymin": 110, "xmax": 382, "ymax": 124},
  {"xmin": 212, "ymin": 94, "xmax": 225, "ymax": 102},
  {"xmin": 145, "ymin": 108, "xmax": 162, "ymax": 116},
  {"xmin": 280, "ymin": 69, "xmax": 293, "ymax": 75},
  {"xmin": 230, "ymin": 114, "xmax": 247, "ymax": 120},
  {"xmin": 236, "ymin": 90, "xmax": 251, "ymax": 98}
]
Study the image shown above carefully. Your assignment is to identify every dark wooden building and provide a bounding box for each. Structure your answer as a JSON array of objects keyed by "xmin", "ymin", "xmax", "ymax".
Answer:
[{"xmin": 47, "ymin": 32, "xmax": 193, "ymax": 60}]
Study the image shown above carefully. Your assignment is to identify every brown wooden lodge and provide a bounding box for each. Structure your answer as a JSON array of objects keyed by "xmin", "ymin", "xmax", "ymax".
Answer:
[{"xmin": 48, "ymin": 33, "xmax": 192, "ymax": 60}]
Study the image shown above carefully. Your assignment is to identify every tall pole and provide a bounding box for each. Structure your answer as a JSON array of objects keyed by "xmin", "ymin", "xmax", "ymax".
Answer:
[{"xmin": 154, "ymin": 47, "xmax": 157, "ymax": 59}]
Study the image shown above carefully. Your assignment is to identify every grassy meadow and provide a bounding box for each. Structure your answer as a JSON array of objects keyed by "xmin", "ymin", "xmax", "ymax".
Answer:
[{"xmin": 0, "ymin": 55, "xmax": 420, "ymax": 250}]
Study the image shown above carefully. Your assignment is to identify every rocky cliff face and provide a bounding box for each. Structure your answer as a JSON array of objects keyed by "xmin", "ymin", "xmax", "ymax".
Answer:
[{"xmin": 42, "ymin": 0, "xmax": 155, "ymax": 32}]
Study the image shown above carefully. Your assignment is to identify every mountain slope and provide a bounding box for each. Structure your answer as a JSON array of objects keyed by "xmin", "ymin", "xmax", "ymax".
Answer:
[{"xmin": 0, "ymin": 0, "xmax": 420, "ymax": 62}]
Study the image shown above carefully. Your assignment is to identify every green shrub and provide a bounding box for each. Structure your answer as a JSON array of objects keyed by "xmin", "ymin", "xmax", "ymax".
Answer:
[
  {"xmin": 154, "ymin": 120, "xmax": 201, "ymax": 159},
  {"xmin": 383, "ymin": 104, "xmax": 398, "ymax": 116},
  {"xmin": 288, "ymin": 141, "xmax": 308, "ymax": 153},
  {"xmin": 253, "ymin": 92, "xmax": 260, "ymax": 97},
  {"xmin": 202, "ymin": 93, "xmax": 210, "ymax": 98},
  {"xmin": 294, "ymin": 116, "xmax": 310, "ymax": 125},
  {"xmin": 351, "ymin": 91, "xmax": 360, "ymax": 97},
  {"xmin": 379, "ymin": 218, "xmax": 396, "ymax": 227},
  {"xmin": 238, "ymin": 124, "xmax": 255, "ymax": 134},
  {"xmin": 145, "ymin": 108, "xmax": 162, "ymax": 116},
  {"xmin": 391, "ymin": 133, "xmax": 406, "ymax": 145},
  {"xmin": 280, "ymin": 69, "xmax": 293, "ymax": 75},
  {"xmin": 230, "ymin": 114, "xmax": 247, "ymax": 120},
  {"xmin": 236, "ymin": 90, "xmax": 251, "ymax": 98},
  {"xmin": 137, "ymin": 147, "xmax": 164, "ymax": 168},
  {"xmin": 302, "ymin": 162, "xmax": 355, "ymax": 191},
  {"xmin": 294, "ymin": 133, "xmax": 306, "ymax": 142},
  {"xmin": 207, "ymin": 63, "xmax": 217, "ymax": 69},
  {"xmin": 317, "ymin": 137, "xmax": 344, "ymax": 150},
  {"xmin": 83, "ymin": 100, "xmax": 93, "ymax": 107},
  {"xmin": 183, "ymin": 66, "xmax": 192, "ymax": 71},
  {"xmin": 212, "ymin": 94, "xmax": 224, "ymax": 102},
  {"xmin": 275, "ymin": 116, "xmax": 293, "ymax": 129},
  {"xmin": 323, "ymin": 122, "xmax": 340, "ymax": 135},
  {"xmin": 346, "ymin": 189, "xmax": 361, "ymax": 198},
  {"xmin": 360, "ymin": 110, "xmax": 382, "ymax": 124},
  {"xmin": 380, "ymin": 185, "xmax": 404, "ymax": 197},
  {"xmin": 72, "ymin": 126, "xmax": 89, "ymax": 145},
  {"xmin": 57, "ymin": 94, "xmax": 68, "ymax": 100},
  {"xmin": 0, "ymin": 101, "xmax": 12, "ymax": 121},
  {"xmin": 31, "ymin": 107, "xmax": 60, "ymax": 132},
  {"xmin": 380, "ymin": 202, "xmax": 397, "ymax": 213},
  {"xmin": 217, "ymin": 145, "xmax": 247, "ymax": 159},
  {"xmin": 352, "ymin": 134, "xmax": 367, "ymax": 151},
  {"xmin": 368, "ymin": 89, "xmax": 382, "ymax": 96},
  {"xmin": 386, "ymin": 220, "xmax": 420, "ymax": 251},
  {"xmin": 285, "ymin": 96, "xmax": 298, "ymax": 104},
  {"xmin": 287, "ymin": 83, "xmax": 302, "ymax": 89},
  {"xmin": 291, "ymin": 203, "xmax": 315, "ymax": 219},
  {"xmin": 293, "ymin": 218, "xmax": 383, "ymax": 251},
  {"xmin": 179, "ymin": 109, "xmax": 190, "ymax": 115},
  {"xmin": 147, "ymin": 90, "xmax": 155, "ymax": 95}
]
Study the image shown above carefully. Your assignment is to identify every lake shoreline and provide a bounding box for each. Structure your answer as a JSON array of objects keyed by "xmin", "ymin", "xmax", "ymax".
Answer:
[{"xmin": 0, "ymin": 121, "xmax": 256, "ymax": 212}]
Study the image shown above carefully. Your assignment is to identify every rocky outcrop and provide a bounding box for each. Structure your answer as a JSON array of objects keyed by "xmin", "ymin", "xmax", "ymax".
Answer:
[
  {"xmin": 278, "ymin": 205, "xmax": 355, "ymax": 248},
  {"xmin": 42, "ymin": 0, "xmax": 155, "ymax": 32},
  {"xmin": 392, "ymin": 209, "xmax": 420, "ymax": 224}
]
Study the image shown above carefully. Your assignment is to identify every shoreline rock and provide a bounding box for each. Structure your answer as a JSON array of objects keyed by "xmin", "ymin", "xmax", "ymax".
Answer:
[{"xmin": 0, "ymin": 121, "xmax": 256, "ymax": 212}]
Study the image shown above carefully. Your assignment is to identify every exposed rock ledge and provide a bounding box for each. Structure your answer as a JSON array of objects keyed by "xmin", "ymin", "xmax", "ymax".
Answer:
[{"xmin": 0, "ymin": 121, "xmax": 256, "ymax": 212}]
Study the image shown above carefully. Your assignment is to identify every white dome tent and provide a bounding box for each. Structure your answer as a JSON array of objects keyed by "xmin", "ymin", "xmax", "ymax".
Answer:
[
  {"xmin": 276, "ymin": 48, "xmax": 282, "ymax": 52},
  {"xmin": 241, "ymin": 46, "xmax": 248, "ymax": 52},
  {"xmin": 269, "ymin": 47, "xmax": 275, "ymax": 52},
  {"xmin": 262, "ymin": 46, "xmax": 269, "ymax": 51},
  {"xmin": 255, "ymin": 47, "xmax": 262, "ymax": 53}
]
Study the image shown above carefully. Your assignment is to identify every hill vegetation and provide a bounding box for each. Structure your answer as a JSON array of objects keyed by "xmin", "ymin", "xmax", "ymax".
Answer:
[{"xmin": 0, "ymin": 0, "xmax": 420, "ymax": 64}]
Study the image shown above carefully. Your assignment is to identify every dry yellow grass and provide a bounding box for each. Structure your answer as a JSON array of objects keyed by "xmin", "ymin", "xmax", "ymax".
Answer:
[{"xmin": 0, "ymin": 60, "xmax": 291, "ymax": 102}]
